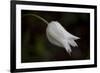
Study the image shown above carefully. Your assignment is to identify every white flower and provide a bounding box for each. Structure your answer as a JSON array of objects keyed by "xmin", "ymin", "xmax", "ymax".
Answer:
[
  {"xmin": 46, "ymin": 21, "xmax": 80, "ymax": 55},
  {"xmin": 23, "ymin": 14, "xmax": 80, "ymax": 56}
]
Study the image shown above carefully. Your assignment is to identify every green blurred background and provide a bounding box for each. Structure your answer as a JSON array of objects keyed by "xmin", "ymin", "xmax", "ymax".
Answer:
[{"xmin": 21, "ymin": 10, "xmax": 90, "ymax": 63}]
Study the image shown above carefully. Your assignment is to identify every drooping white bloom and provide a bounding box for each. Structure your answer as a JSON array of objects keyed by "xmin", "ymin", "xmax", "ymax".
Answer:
[
  {"xmin": 23, "ymin": 14, "xmax": 80, "ymax": 56},
  {"xmin": 46, "ymin": 21, "xmax": 80, "ymax": 55}
]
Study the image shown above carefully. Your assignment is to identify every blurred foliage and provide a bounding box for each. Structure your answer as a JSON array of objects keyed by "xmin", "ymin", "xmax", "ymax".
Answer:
[{"xmin": 21, "ymin": 10, "xmax": 90, "ymax": 63}]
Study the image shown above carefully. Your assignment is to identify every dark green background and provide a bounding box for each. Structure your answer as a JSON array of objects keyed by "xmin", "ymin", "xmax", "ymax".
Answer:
[{"xmin": 21, "ymin": 10, "xmax": 90, "ymax": 63}]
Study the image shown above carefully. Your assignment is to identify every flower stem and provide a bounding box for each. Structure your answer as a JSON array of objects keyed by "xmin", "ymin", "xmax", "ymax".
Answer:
[{"xmin": 22, "ymin": 14, "xmax": 49, "ymax": 25}]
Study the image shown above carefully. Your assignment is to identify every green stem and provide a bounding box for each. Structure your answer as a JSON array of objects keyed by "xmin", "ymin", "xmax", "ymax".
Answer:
[{"xmin": 22, "ymin": 14, "xmax": 49, "ymax": 25}]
